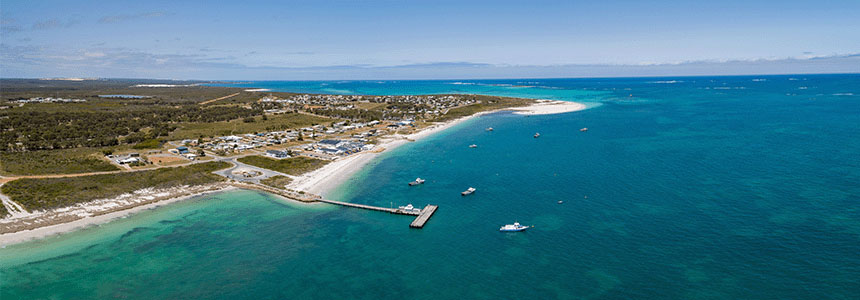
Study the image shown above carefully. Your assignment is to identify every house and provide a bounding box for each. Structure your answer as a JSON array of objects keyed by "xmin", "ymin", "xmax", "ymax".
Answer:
[
  {"xmin": 318, "ymin": 139, "xmax": 341, "ymax": 147},
  {"xmin": 117, "ymin": 157, "xmax": 140, "ymax": 164},
  {"xmin": 266, "ymin": 150, "xmax": 290, "ymax": 159},
  {"xmin": 176, "ymin": 146, "xmax": 189, "ymax": 154}
]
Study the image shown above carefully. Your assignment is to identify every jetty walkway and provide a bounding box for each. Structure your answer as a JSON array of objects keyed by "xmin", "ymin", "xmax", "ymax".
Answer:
[{"xmin": 235, "ymin": 182, "xmax": 438, "ymax": 228}]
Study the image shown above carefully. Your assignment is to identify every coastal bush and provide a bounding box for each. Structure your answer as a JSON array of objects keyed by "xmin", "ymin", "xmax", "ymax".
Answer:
[
  {"xmin": 433, "ymin": 96, "xmax": 533, "ymax": 122},
  {"xmin": 0, "ymin": 148, "xmax": 119, "ymax": 175},
  {"xmin": 260, "ymin": 175, "xmax": 292, "ymax": 189},
  {"xmin": 132, "ymin": 139, "xmax": 162, "ymax": 149},
  {"xmin": 237, "ymin": 156, "xmax": 329, "ymax": 176},
  {"xmin": 0, "ymin": 204, "xmax": 8, "ymax": 217},
  {"xmin": 1, "ymin": 161, "xmax": 230, "ymax": 211},
  {"xmin": 168, "ymin": 113, "xmax": 331, "ymax": 140}
]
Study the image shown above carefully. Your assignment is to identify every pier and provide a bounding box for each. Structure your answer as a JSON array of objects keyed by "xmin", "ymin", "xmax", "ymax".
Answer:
[
  {"xmin": 236, "ymin": 182, "xmax": 438, "ymax": 228},
  {"xmin": 409, "ymin": 205, "xmax": 438, "ymax": 228},
  {"xmin": 317, "ymin": 199, "xmax": 438, "ymax": 228}
]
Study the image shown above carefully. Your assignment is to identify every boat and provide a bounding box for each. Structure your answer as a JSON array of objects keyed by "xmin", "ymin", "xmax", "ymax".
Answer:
[
  {"xmin": 461, "ymin": 187, "xmax": 476, "ymax": 196},
  {"xmin": 408, "ymin": 178, "xmax": 425, "ymax": 186},
  {"xmin": 580, "ymin": 128, "xmax": 588, "ymax": 132},
  {"xmin": 486, "ymin": 127, "xmax": 494, "ymax": 131},
  {"xmin": 558, "ymin": 200, "xmax": 564, "ymax": 204},
  {"xmin": 398, "ymin": 204, "xmax": 422, "ymax": 214},
  {"xmin": 534, "ymin": 133, "xmax": 540, "ymax": 138},
  {"xmin": 499, "ymin": 222, "xmax": 531, "ymax": 232},
  {"xmin": 469, "ymin": 144, "xmax": 477, "ymax": 148}
]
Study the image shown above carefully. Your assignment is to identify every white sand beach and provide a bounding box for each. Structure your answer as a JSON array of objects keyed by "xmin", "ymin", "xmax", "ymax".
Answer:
[
  {"xmin": 0, "ymin": 184, "xmax": 234, "ymax": 246},
  {"xmin": 509, "ymin": 100, "xmax": 587, "ymax": 115}
]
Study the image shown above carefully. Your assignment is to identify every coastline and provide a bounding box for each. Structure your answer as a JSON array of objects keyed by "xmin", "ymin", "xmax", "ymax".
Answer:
[
  {"xmin": 0, "ymin": 184, "xmax": 235, "ymax": 246},
  {"xmin": 0, "ymin": 99, "xmax": 586, "ymax": 246},
  {"xmin": 288, "ymin": 99, "xmax": 587, "ymax": 197}
]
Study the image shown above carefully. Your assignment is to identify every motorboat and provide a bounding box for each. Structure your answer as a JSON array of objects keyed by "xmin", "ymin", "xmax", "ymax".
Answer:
[
  {"xmin": 461, "ymin": 187, "xmax": 476, "ymax": 196},
  {"xmin": 499, "ymin": 222, "xmax": 531, "ymax": 232}
]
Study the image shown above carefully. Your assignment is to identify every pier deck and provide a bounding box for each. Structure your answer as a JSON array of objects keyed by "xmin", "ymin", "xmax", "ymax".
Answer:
[
  {"xmin": 239, "ymin": 182, "xmax": 436, "ymax": 228},
  {"xmin": 317, "ymin": 199, "xmax": 422, "ymax": 216},
  {"xmin": 409, "ymin": 205, "xmax": 438, "ymax": 228}
]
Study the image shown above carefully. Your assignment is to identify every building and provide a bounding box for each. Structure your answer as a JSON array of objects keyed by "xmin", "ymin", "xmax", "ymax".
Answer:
[{"xmin": 266, "ymin": 150, "xmax": 290, "ymax": 159}]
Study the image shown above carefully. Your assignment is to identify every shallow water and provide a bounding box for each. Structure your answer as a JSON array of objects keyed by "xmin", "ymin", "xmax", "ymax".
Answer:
[{"xmin": 2, "ymin": 75, "xmax": 859, "ymax": 299}]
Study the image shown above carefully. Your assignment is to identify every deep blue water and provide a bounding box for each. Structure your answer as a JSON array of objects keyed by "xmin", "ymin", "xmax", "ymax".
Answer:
[{"xmin": 2, "ymin": 74, "xmax": 859, "ymax": 299}]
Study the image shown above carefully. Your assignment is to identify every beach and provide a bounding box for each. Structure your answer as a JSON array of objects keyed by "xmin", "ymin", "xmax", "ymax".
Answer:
[
  {"xmin": 0, "ymin": 184, "xmax": 235, "ymax": 246},
  {"xmin": 0, "ymin": 100, "xmax": 585, "ymax": 246},
  {"xmin": 288, "ymin": 100, "xmax": 587, "ymax": 197}
]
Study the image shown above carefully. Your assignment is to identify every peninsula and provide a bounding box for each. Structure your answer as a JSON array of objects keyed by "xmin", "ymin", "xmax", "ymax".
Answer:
[{"xmin": 0, "ymin": 79, "xmax": 584, "ymax": 245}]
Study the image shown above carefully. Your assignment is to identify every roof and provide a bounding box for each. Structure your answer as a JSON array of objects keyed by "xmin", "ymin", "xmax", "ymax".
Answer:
[{"xmin": 318, "ymin": 139, "xmax": 341, "ymax": 145}]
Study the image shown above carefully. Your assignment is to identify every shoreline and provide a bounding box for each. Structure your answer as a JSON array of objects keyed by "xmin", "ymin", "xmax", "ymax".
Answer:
[
  {"xmin": 288, "ymin": 99, "xmax": 586, "ymax": 197},
  {"xmin": 0, "ymin": 99, "xmax": 586, "ymax": 246},
  {"xmin": 0, "ymin": 184, "xmax": 235, "ymax": 246}
]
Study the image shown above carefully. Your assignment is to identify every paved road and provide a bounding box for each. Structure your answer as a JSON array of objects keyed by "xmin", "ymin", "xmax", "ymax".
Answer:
[{"xmin": 213, "ymin": 156, "xmax": 295, "ymax": 183}]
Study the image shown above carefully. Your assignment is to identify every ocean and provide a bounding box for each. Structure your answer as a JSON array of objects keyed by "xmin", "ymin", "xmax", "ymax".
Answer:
[{"xmin": 2, "ymin": 74, "xmax": 859, "ymax": 299}]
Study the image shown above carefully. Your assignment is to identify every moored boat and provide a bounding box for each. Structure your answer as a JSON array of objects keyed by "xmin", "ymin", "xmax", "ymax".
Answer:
[
  {"xmin": 398, "ymin": 204, "xmax": 422, "ymax": 214},
  {"xmin": 499, "ymin": 222, "xmax": 531, "ymax": 232},
  {"xmin": 461, "ymin": 187, "xmax": 476, "ymax": 196},
  {"xmin": 408, "ymin": 178, "xmax": 426, "ymax": 186},
  {"xmin": 534, "ymin": 133, "xmax": 540, "ymax": 138},
  {"xmin": 580, "ymin": 127, "xmax": 588, "ymax": 132},
  {"xmin": 469, "ymin": 144, "xmax": 477, "ymax": 148},
  {"xmin": 486, "ymin": 127, "xmax": 494, "ymax": 131}
]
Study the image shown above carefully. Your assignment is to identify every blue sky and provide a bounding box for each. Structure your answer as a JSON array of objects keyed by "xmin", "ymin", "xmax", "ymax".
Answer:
[{"xmin": 1, "ymin": 0, "xmax": 858, "ymax": 79}]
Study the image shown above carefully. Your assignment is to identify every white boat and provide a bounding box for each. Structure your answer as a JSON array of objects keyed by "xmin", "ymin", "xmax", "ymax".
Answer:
[
  {"xmin": 534, "ymin": 133, "xmax": 540, "ymax": 138},
  {"xmin": 580, "ymin": 128, "xmax": 588, "ymax": 132},
  {"xmin": 469, "ymin": 144, "xmax": 477, "ymax": 148},
  {"xmin": 486, "ymin": 127, "xmax": 494, "ymax": 131},
  {"xmin": 408, "ymin": 178, "xmax": 425, "ymax": 186},
  {"xmin": 499, "ymin": 222, "xmax": 531, "ymax": 232},
  {"xmin": 461, "ymin": 187, "xmax": 476, "ymax": 196},
  {"xmin": 398, "ymin": 204, "xmax": 422, "ymax": 213}
]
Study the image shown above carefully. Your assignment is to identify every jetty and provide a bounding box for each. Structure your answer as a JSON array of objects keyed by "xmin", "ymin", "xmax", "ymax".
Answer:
[
  {"xmin": 232, "ymin": 182, "xmax": 439, "ymax": 228},
  {"xmin": 409, "ymin": 205, "xmax": 438, "ymax": 228},
  {"xmin": 317, "ymin": 199, "xmax": 420, "ymax": 215},
  {"xmin": 319, "ymin": 199, "xmax": 439, "ymax": 228}
]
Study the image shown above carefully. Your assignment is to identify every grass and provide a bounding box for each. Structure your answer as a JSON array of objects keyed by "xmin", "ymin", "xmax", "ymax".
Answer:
[
  {"xmin": 237, "ymin": 156, "xmax": 329, "ymax": 176},
  {"xmin": 169, "ymin": 113, "xmax": 332, "ymax": 140},
  {"xmin": 1, "ymin": 161, "xmax": 230, "ymax": 212},
  {"xmin": 0, "ymin": 148, "xmax": 119, "ymax": 176},
  {"xmin": 259, "ymin": 175, "xmax": 293, "ymax": 189}
]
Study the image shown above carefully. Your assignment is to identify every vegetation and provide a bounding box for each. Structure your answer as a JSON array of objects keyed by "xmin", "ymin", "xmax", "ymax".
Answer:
[
  {"xmin": 0, "ymin": 148, "xmax": 119, "ymax": 175},
  {"xmin": 237, "ymin": 156, "xmax": 329, "ymax": 176},
  {"xmin": 1, "ymin": 105, "xmax": 259, "ymax": 151},
  {"xmin": 260, "ymin": 175, "xmax": 292, "ymax": 189},
  {"xmin": 1, "ymin": 161, "xmax": 230, "ymax": 211},
  {"xmin": 132, "ymin": 138, "xmax": 162, "ymax": 149},
  {"xmin": 0, "ymin": 204, "xmax": 8, "ymax": 218},
  {"xmin": 169, "ymin": 113, "xmax": 331, "ymax": 140},
  {"xmin": 433, "ymin": 96, "xmax": 534, "ymax": 122}
]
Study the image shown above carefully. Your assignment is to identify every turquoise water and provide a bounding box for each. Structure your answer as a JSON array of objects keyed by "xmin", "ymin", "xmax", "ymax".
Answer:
[{"xmin": 3, "ymin": 75, "xmax": 860, "ymax": 299}]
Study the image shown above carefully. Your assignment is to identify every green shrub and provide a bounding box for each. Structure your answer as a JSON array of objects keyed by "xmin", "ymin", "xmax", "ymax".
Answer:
[
  {"xmin": 237, "ymin": 156, "xmax": 329, "ymax": 176},
  {"xmin": 1, "ymin": 161, "xmax": 230, "ymax": 211}
]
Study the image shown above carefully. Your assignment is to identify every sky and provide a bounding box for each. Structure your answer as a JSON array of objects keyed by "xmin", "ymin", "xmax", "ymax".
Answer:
[{"xmin": 1, "ymin": 0, "xmax": 859, "ymax": 80}]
